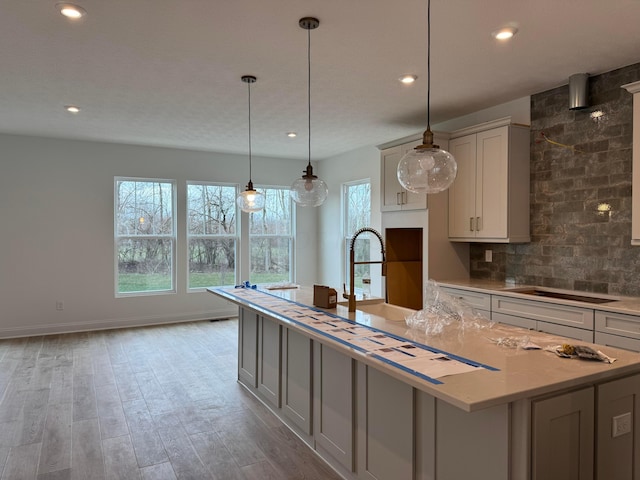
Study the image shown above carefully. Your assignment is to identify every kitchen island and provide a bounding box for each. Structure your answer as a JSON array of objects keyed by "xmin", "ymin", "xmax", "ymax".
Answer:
[{"xmin": 209, "ymin": 285, "xmax": 640, "ymax": 480}]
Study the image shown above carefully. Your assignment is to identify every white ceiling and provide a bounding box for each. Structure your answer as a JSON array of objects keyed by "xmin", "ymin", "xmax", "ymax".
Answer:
[{"xmin": 3, "ymin": 0, "xmax": 640, "ymax": 160}]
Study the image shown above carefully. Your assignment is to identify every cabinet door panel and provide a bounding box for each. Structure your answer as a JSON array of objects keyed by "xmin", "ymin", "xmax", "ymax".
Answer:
[
  {"xmin": 282, "ymin": 328, "xmax": 312, "ymax": 435},
  {"xmin": 597, "ymin": 374, "xmax": 640, "ymax": 480},
  {"xmin": 238, "ymin": 307, "xmax": 258, "ymax": 388},
  {"xmin": 381, "ymin": 147, "xmax": 403, "ymax": 211},
  {"xmin": 532, "ymin": 387, "xmax": 594, "ymax": 480},
  {"xmin": 448, "ymin": 134, "xmax": 477, "ymax": 238},
  {"xmin": 357, "ymin": 365, "xmax": 413, "ymax": 480},
  {"xmin": 476, "ymin": 126, "xmax": 509, "ymax": 238},
  {"xmin": 257, "ymin": 316, "xmax": 281, "ymax": 407},
  {"xmin": 314, "ymin": 344, "xmax": 354, "ymax": 471}
]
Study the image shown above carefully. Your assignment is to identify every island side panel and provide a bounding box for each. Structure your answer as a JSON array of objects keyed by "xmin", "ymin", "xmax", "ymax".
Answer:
[
  {"xmin": 314, "ymin": 343, "xmax": 356, "ymax": 474},
  {"xmin": 356, "ymin": 363, "xmax": 414, "ymax": 479},
  {"xmin": 281, "ymin": 327, "xmax": 313, "ymax": 438},
  {"xmin": 435, "ymin": 400, "xmax": 510, "ymax": 480},
  {"xmin": 238, "ymin": 307, "xmax": 259, "ymax": 388}
]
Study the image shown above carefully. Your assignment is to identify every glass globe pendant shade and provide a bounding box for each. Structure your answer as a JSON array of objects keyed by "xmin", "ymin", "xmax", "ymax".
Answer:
[
  {"xmin": 237, "ymin": 181, "xmax": 265, "ymax": 213},
  {"xmin": 290, "ymin": 164, "xmax": 328, "ymax": 207},
  {"xmin": 397, "ymin": 126, "xmax": 457, "ymax": 194},
  {"xmin": 397, "ymin": 146, "xmax": 457, "ymax": 194}
]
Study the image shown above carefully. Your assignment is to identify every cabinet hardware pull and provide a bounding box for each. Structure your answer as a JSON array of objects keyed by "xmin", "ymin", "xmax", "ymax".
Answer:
[
  {"xmin": 476, "ymin": 217, "xmax": 481, "ymax": 231},
  {"xmin": 470, "ymin": 217, "xmax": 474, "ymax": 231},
  {"xmin": 397, "ymin": 192, "xmax": 402, "ymax": 205}
]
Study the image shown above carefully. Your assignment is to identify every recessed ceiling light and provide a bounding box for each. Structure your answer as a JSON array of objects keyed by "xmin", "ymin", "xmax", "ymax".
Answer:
[
  {"xmin": 287, "ymin": 132, "xmax": 297, "ymax": 138},
  {"xmin": 492, "ymin": 26, "xmax": 518, "ymax": 40},
  {"xmin": 65, "ymin": 105, "xmax": 80, "ymax": 114},
  {"xmin": 56, "ymin": 3, "xmax": 87, "ymax": 20},
  {"xmin": 399, "ymin": 74, "xmax": 417, "ymax": 84}
]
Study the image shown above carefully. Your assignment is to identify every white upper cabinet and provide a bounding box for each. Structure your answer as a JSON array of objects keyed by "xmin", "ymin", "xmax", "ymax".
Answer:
[
  {"xmin": 448, "ymin": 118, "xmax": 530, "ymax": 243},
  {"xmin": 622, "ymin": 81, "xmax": 640, "ymax": 245},
  {"xmin": 380, "ymin": 139, "xmax": 426, "ymax": 211}
]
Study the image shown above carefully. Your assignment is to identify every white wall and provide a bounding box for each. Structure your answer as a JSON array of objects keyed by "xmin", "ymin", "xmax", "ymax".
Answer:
[
  {"xmin": 0, "ymin": 134, "xmax": 317, "ymax": 338},
  {"xmin": 433, "ymin": 96, "xmax": 530, "ymax": 133}
]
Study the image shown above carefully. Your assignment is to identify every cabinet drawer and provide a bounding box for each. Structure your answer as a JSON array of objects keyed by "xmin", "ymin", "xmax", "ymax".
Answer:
[
  {"xmin": 595, "ymin": 332, "xmax": 640, "ymax": 352},
  {"xmin": 492, "ymin": 312, "xmax": 536, "ymax": 330},
  {"xmin": 537, "ymin": 321, "xmax": 593, "ymax": 343},
  {"xmin": 492, "ymin": 295, "xmax": 594, "ymax": 329},
  {"xmin": 595, "ymin": 310, "xmax": 640, "ymax": 340},
  {"xmin": 441, "ymin": 287, "xmax": 491, "ymax": 311}
]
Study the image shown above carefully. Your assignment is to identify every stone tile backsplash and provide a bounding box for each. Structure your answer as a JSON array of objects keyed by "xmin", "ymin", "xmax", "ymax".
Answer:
[{"xmin": 470, "ymin": 62, "xmax": 640, "ymax": 297}]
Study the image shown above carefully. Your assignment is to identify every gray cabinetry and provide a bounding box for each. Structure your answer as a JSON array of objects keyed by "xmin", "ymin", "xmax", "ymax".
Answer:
[
  {"xmin": 356, "ymin": 364, "xmax": 414, "ymax": 479},
  {"xmin": 532, "ymin": 387, "xmax": 595, "ymax": 480},
  {"xmin": 238, "ymin": 307, "xmax": 259, "ymax": 388},
  {"xmin": 314, "ymin": 343, "xmax": 355, "ymax": 473},
  {"xmin": 257, "ymin": 315, "xmax": 282, "ymax": 408},
  {"xmin": 595, "ymin": 310, "xmax": 640, "ymax": 352},
  {"xmin": 596, "ymin": 374, "xmax": 640, "ymax": 480},
  {"xmin": 439, "ymin": 286, "xmax": 491, "ymax": 318},
  {"xmin": 281, "ymin": 327, "xmax": 313, "ymax": 436},
  {"xmin": 492, "ymin": 295, "xmax": 594, "ymax": 342}
]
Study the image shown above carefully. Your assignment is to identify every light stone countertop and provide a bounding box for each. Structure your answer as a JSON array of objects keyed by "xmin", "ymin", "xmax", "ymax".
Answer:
[
  {"xmin": 437, "ymin": 279, "xmax": 640, "ymax": 316},
  {"xmin": 211, "ymin": 285, "xmax": 640, "ymax": 412}
]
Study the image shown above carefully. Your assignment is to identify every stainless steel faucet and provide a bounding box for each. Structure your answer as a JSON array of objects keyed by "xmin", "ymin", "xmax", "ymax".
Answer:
[{"xmin": 346, "ymin": 227, "xmax": 386, "ymax": 312}]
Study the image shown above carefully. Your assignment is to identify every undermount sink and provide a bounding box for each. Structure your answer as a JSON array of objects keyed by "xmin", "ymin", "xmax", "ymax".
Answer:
[
  {"xmin": 354, "ymin": 302, "xmax": 417, "ymax": 322},
  {"xmin": 504, "ymin": 287, "xmax": 619, "ymax": 304}
]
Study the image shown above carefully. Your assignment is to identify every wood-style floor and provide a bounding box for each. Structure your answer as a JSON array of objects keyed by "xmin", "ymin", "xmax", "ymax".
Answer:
[{"xmin": 0, "ymin": 319, "xmax": 342, "ymax": 480}]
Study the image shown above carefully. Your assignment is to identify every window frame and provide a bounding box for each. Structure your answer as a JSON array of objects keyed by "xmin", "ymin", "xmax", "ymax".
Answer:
[
  {"xmin": 114, "ymin": 176, "xmax": 177, "ymax": 297},
  {"xmin": 342, "ymin": 179, "xmax": 372, "ymax": 291}
]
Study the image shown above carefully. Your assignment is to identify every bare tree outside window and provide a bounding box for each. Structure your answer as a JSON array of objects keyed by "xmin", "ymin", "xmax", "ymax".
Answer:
[
  {"xmin": 187, "ymin": 183, "xmax": 237, "ymax": 288},
  {"xmin": 115, "ymin": 178, "xmax": 176, "ymax": 294},
  {"xmin": 249, "ymin": 187, "xmax": 293, "ymax": 284},
  {"xmin": 344, "ymin": 181, "xmax": 371, "ymax": 290}
]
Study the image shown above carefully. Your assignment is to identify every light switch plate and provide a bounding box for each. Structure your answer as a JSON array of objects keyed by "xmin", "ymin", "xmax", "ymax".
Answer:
[
  {"xmin": 485, "ymin": 250, "xmax": 493, "ymax": 262},
  {"xmin": 612, "ymin": 412, "xmax": 632, "ymax": 437}
]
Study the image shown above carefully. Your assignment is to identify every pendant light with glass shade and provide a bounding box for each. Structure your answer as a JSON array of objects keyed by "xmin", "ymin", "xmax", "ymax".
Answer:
[
  {"xmin": 290, "ymin": 17, "xmax": 328, "ymax": 207},
  {"xmin": 236, "ymin": 75, "xmax": 266, "ymax": 213},
  {"xmin": 397, "ymin": 0, "xmax": 457, "ymax": 194}
]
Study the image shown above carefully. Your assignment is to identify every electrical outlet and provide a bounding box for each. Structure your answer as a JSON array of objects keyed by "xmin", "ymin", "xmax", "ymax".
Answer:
[
  {"xmin": 612, "ymin": 412, "xmax": 632, "ymax": 438},
  {"xmin": 485, "ymin": 250, "xmax": 493, "ymax": 262},
  {"xmin": 56, "ymin": 301, "xmax": 64, "ymax": 311}
]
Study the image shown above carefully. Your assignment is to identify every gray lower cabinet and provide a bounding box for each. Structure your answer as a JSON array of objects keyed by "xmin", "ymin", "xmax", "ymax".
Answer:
[
  {"xmin": 236, "ymin": 306, "xmax": 640, "ymax": 480},
  {"xmin": 356, "ymin": 364, "xmax": 414, "ymax": 479},
  {"xmin": 257, "ymin": 315, "xmax": 282, "ymax": 407},
  {"xmin": 238, "ymin": 307, "xmax": 259, "ymax": 387},
  {"xmin": 282, "ymin": 327, "xmax": 313, "ymax": 437},
  {"xmin": 314, "ymin": 343, "xmax": 355, "ymax": 474},
  {"xmin": 491, "ymin": 295, "xmax": 594, "ymax": 342},
  {"xmin": 596, "ymin": 375, "xmax": 640, "ymax": 480},
  {"xmin": 439, "ymin": 286, "xmax": 491, "ymax": 319},
  {"xmin": 595, "ymin": 310, "xmax": 640, "ymax": 352},
  {"xmin": 532, "ymin": 387, "xmax": 595, "ymax": 480}
]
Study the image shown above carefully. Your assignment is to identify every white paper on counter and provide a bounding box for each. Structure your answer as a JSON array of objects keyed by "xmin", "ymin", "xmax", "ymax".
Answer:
[{"xmin": 399, "ymin": 356, "xmax": 480, "ymax": 379}]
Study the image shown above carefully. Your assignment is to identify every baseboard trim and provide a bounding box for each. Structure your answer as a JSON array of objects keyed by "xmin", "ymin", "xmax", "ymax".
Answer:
[{"xmin": 0, "ymin": 308, "xmax": 238, "ymax": 339}]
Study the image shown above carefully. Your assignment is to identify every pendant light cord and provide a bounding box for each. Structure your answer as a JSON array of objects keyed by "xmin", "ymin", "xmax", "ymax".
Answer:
[
  {"xmin": 247, "ymin": 80, "xmax": 253, "ymax": 183},
  {"xmin": 426, "ymin": 0, "xmax": 431, "ymax": 129},
  {"xmin": 307, "ymin": 25, "xmax": 312, "ymax": 169}
]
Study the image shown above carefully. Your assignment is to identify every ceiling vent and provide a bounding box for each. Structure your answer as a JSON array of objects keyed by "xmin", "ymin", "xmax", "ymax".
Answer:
[{"xmin": 569, "ymin": 73, "xmax": 589, "ymax": 110}]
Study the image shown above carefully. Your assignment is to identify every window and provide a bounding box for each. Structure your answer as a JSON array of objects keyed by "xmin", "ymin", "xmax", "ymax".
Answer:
[
  {"xmin": 187, "ymin": 182, "xmax": 238, "ymax": 289},
  {"xmin": 249, "ymin": 187, "xmax": 294, "ymax": 284},
  {"xmin": 343, "ymin": 180, "xmax": 371, "ymax": 291},
  {"xmin": 115, "ymin": 178, "xmax": 176, "ymax": 295}
]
